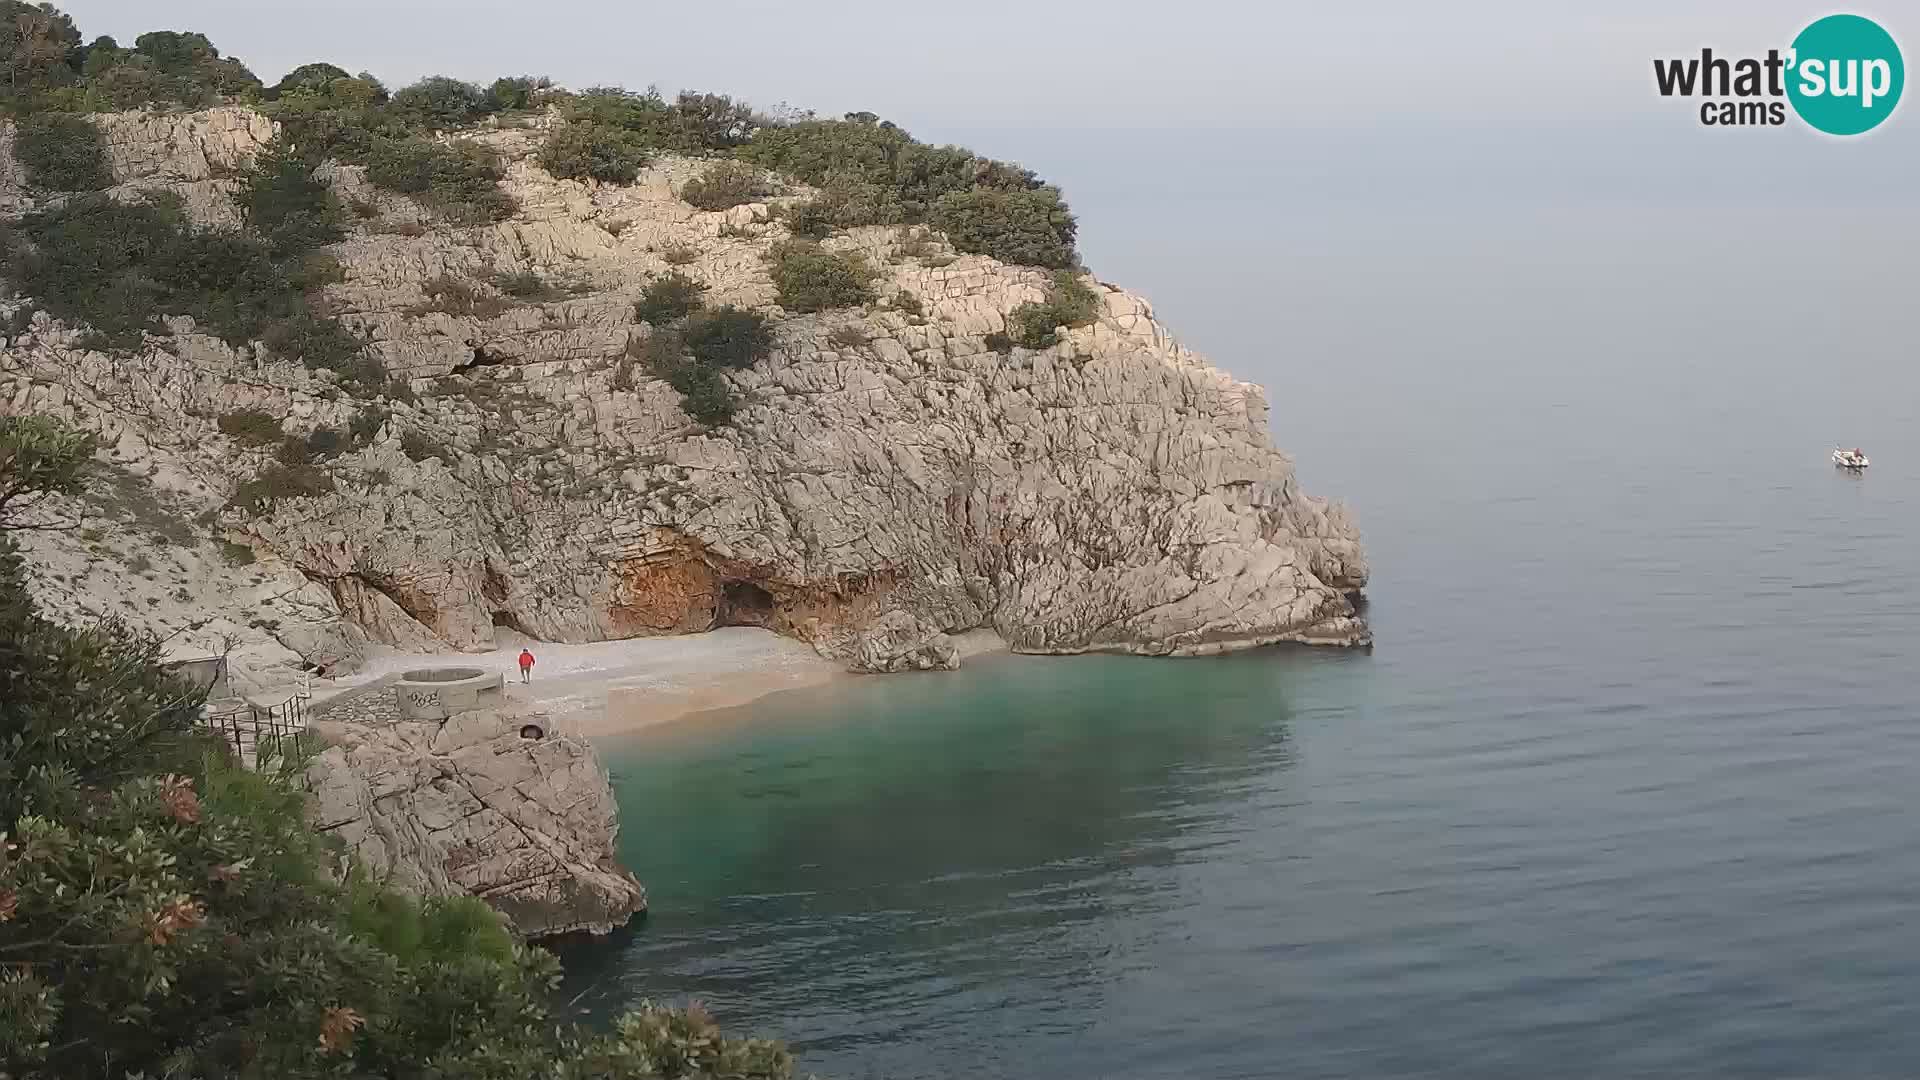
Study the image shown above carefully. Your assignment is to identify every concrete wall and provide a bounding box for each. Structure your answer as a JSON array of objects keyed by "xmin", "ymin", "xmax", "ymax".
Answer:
[{"xmin": 393, "ymin": 668, "xmax": 505, "ymax": 721}]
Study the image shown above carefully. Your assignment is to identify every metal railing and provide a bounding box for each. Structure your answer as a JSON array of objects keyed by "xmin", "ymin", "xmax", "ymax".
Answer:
[{"xmin": 203, "ymin": 691, "xmax": 311, "ymax": 769}]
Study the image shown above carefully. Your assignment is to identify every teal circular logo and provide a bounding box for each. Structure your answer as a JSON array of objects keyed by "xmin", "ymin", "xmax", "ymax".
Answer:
[{"xmin": 1787, "ymin": 14, "xmax": 1904, "ymax": 135}]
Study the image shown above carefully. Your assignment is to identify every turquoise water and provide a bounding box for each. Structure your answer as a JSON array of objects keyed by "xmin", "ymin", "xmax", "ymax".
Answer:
[{"xmin": 557, "ymin": 203, "xmax": 1920, "ymax": 1077}]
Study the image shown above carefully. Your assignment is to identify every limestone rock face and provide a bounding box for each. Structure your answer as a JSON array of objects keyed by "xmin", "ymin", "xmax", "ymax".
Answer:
[
  {"xmin": 0, "ymin": 108, "xmax": 1371, "ymax": 687},
  {"xmin": 305, "ymin": 695, "xmax": 646, "ymax": 938},
  {"xmin": 823, "ymin": 608, "xmax": 961, "ymax": 674}
]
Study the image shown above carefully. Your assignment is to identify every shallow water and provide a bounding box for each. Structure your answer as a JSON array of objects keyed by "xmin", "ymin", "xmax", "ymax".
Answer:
[{"xmin": 560, "ymin": 200, "xmax": 1920, "ymax": 1077}]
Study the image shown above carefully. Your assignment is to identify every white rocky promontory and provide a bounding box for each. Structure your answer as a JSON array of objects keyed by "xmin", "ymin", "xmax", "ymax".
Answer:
[
  {"xmin": 0, "ymin": 108, "xmax": 1369, "ymax": 685},
  {"xmin": 304, "ymin": 685, "xmax": 646, "ymax": 938}
]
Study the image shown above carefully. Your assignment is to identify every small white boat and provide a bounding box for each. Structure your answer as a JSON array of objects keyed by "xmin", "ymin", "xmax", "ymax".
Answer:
[{"xmin": 1833, "ymin": 446, "xmax": 1870, "ymax": 470}]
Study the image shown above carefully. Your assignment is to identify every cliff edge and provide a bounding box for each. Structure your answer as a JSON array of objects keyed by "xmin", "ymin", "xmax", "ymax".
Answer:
[{"xmin": 0, "ymin": 107, "xmax": 1368, "ymax": 683}]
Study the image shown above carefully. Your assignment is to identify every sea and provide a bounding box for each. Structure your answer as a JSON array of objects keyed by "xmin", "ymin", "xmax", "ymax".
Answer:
[{"xmin": 557, "ymin": 126, "xmax": 1920, "ymax": 1078}]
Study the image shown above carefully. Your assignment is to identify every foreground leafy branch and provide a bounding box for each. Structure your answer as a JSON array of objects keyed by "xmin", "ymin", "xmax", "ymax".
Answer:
[{"xmin": 0, "ymin": 416, "xmax": 798, "ymax": 1078}]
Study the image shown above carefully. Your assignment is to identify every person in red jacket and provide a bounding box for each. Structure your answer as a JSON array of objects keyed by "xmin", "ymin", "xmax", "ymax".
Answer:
[{"xmin": 517, "ymin": 648, "xmax": 535, "ymax": 684}]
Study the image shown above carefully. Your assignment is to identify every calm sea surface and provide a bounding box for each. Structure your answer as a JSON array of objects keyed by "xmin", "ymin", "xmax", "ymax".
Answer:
[{"xmin": 560, "ymin": 196, "xmax": 1920, "ymax": 1077}]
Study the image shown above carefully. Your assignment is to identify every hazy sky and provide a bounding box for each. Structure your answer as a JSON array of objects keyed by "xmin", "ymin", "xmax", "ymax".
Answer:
[
  {"xmin": 48, "ymin": 2, "xmax": 1920, "ymax": 469},
  {"xmin": 52, "ymin": 2, "xmax": 1913, "ymax": 130}
]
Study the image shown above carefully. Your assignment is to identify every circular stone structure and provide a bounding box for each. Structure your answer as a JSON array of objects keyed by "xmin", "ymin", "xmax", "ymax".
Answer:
[{"xmin": 394, "ymin": 666, "xmax": 506, "ymax": 720}]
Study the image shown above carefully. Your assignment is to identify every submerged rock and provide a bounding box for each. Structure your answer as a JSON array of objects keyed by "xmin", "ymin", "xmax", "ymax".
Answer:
[{"xmin": 304, "ymin": 683, "xmax": 645, "ymax": 938}]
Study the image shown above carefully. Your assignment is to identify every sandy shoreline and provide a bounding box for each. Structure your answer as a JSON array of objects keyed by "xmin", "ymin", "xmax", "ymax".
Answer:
[{"xmin": 310, "ymin": 627, "xmax": 1007, "ymax": 737}]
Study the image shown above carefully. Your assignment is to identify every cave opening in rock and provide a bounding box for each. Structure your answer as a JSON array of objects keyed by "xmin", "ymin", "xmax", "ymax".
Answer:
[
  {"xmin": 491, "ymin": 610, "xmax": 532, "ymax": 641},
  {"xmin": 716, "ymin": 580, "xmax": 776, "ymax": 628}
]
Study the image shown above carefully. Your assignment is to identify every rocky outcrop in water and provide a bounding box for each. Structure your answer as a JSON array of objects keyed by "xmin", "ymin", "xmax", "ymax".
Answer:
[
  {"xmin": 304, "ymin": 683, "xmax": 645, "ymax": 938},
  {"xmin": 0, "ymin": 108, "xmax": 1369, "ymax": 686}
]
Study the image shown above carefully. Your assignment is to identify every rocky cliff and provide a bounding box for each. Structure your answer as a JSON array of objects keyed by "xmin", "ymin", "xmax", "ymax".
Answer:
[
  {"xmin": 304, "ymin": 683, "xmax": 646, "ymax": 938},
  {"xmin": 0, "ymin": 107, "xmax": 1368, "ymax": 686}
]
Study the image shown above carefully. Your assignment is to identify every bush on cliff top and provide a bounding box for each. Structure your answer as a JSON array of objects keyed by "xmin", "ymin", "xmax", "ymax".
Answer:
[
  {"xmin": 736, "ymin": 112, "xmax": 1079, "ymax": 266},
  {"xmin": 1, "ymin": 420, "xmax": 797, "ymax": 1080},
  {"xmin": 562, "ymin": 87, "xmax": 758, "ymax": 154},
  {"xmin": 538, "ymin": 121, "xmax": 651, "ymax": 184},
  {"xmin": 930, "ymin": 187, "xmax": 1079, "ymax": 270},
  {"xmin": 680, "ymin": 159, "xmax": 773, "ymax": 211},
  {"xmin": 1006, "ymin": 270, "xmax": 1102, "ymax": 349}
]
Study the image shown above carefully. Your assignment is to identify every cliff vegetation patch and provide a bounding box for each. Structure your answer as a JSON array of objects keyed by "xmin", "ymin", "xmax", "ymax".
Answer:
[
  {"xmin": 679, "ymin": 159, "xmax": 774, "ymax": 211},
  {"xmin": 1007, "ymin": 271, "xmax": 1102, "ymax": 349},
  {"xmin": 768, "ymin": 240, "xmax": 878, "ymax": 313},
  {"xmin": 11, "ymin": 111, "xmax": 112, "ymax": 190}
]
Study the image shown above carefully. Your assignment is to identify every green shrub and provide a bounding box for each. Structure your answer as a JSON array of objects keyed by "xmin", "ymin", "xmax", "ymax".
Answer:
[
  {"xmin": 660, "ymin": 243, "xmax": 699, "ymax": 266},
  {"xmin": 220, "ymin": 539, "xmax": 256, "ymax": 564},
  {"xmin": 736, "ymin": 117, "xmax": 908, "ymax": 192},
  {"xmin": 737, "ymin": 114, "xmax": 1051, "ymax": 230},
  {"xmin": 783, "ymin": 175, "xmax": 902, "ymax": 238},
  {"xmin": 274, "ymin": 434, "xmax": 313, "ymax": 465},
  {"xmin": 269, "ymin": 61, "xmax": 351, "ymax": 99},
  {"xmin": 768, "ymin": 241, "xmax": 877, "ymax": 312},
  {"xmin": 228, "ymin": 462, "xmax": 335, "ymax": 509},
  {"xmin": 683, "ymin": 305, "xmax": 773, "ymax": 369},
  {"xmin": 562, "ymin": 87, "xmax": 756, "ymax": 153},
  {"xmin": 633, "ymin": 271, "xmax": 706, "ymax": 325},
  {"xmin": 4, "ymin": 194, "xmax": 365, "ymax": 360},
  {"xmin": 668, "ymin": 90, "xmax": 759, "ymax": 150},
  {"xmin": 537, "ymin": 121, "xmax": 650, "ymax": 184},
  {"xmin": 680, "ymin": 160, "xmax": 773, "ymax": 211},
  {"xmin": 635, "ymin": 327, "xmax": 744, "ymax": 424},
  {"xmin": 260, "ymin": 310, "xmax": 366, "ymax": 376},
  {"xmin": 486, "ymin": 74, "xmax": 549, "ymax": 112},
  {"xmin": 391, "ymin": 75, "xmax": 493, "ymax": 128},
  {"xmin": 363, "ymin": 136, "xmax": 516, "ymax": 224},
  {"xmin": 664, "ymin": 360, "xmax": 736, "ymax": 425},
  {"xmin": 408, "ymin": 274, "xmax": 510, "ymax": 318},
  {"xmin": 13, "ymin": 113, "xmax": 112, "ymax": 191},
  {"xmin": 217, "ymin": 409, "xmax": 282, "ymax": 445},
  {"xmin": 1006, "ymin": 271, "xmax": 1101, "ymax": 348},
  {"xmin": 67, "ymin": 30, "xmax": 262, "ymax": 110},
  {"xmin": 239, "ymin": 139, "xmax": 347, "ymax": 255},
  {"xmin": 282, "ymin": 425, "xmax": 347, "ymax": 462},
  {"xmin": 492, "ymin": 269, "xmax": 567, "ymax": 302},
  {"xmin": 930, "ymin": 187, "xmax": 1078, "ymax": 269}
]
